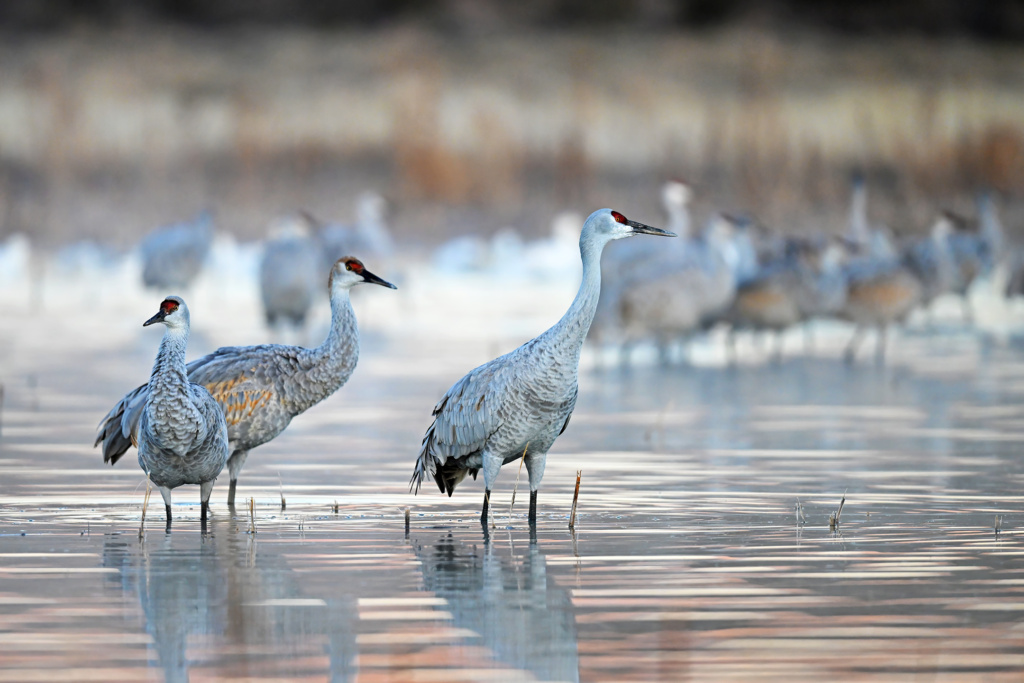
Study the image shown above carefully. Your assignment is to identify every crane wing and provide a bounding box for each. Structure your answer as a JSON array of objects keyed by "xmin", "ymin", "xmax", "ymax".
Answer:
[
  {"xmin": 411, "ymin": 356, "xmax": 510, "ymax": 494},
  {"xmin": 186, "ymin": 345, "xmax": 300, "ymax": 427},
  {"xmin": 95, "ymin": 384, "xmax": 148, "ymax": 465}
]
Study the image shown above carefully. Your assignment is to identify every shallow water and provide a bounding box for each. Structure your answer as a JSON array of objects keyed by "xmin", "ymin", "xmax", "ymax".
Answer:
[{"xmin": 2, "ymin": 306, "xmax": 1024, "ymax": 680}]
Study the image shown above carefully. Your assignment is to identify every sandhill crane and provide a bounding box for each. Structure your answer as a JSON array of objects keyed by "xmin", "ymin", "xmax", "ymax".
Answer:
[
  {"xmin": 726, "ymin": 236, "xmax": 848, "ymax": 362},
  {"xmin": 840, "ymin": 175, "xmax": 921, "ymax": 363},
  {"xmin": 410, "ymin": 209, "xmax": 674, "ymax": 527},
  {"xmin": 259, "ymin": 213, "xmax": 322, "ymax": 329},
  {"xmin": 140, "ymin": 211, "xmax": 214, "ymax": 291},
  {"xmin": 133, "ymin": 296, "xmax": 229, "ymax": 525},
  {"xmin": 944, "ymin": 199, "xmax": 1003, "ymax": 322},
  {"xmin": 97, "ymin": 258, "xmax": 396, "ymax": 506},
  {"xmin": 902, "ymin": 214, "xmax": 957, "ymax": 320},
  {"xmin": 840, "ymin": 251, "xmax": 922, "ymax": 364},
  {"xmin": 592, "ymin": 181, "xmax": 692, "ymax": 355},
  {"xmin": 618, "ymin": 212, "xmax": 756, "ymax": 364}
]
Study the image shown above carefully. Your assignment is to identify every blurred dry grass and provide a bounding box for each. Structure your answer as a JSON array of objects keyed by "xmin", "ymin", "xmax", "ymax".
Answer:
[{"xmin": 0, "ymin": 26, "xmax": 1022, "ymax": 247}]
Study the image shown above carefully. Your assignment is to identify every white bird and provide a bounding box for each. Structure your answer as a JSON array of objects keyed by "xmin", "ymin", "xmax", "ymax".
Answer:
[
  {"xmin": 410, "ymin": 209, "xmax": 675, "ymax": 526},
  {"xmin": 134, "ymin": 296, "xmax": 229, "ymax": 525}
]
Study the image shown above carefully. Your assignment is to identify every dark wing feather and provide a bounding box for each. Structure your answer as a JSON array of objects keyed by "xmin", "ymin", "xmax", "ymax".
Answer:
[
  {"xmin": 410, "ymin": 357, "xmax": 509, "ymax": 494},
  {"xmin": 95, "ymin": 384, "xmax": 148, "ymax": 465}
]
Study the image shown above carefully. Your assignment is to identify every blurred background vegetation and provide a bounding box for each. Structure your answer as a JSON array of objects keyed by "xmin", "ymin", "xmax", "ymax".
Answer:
[{"xmin": 1, "ymin": 0, "xmax": 1022, "ymax": 247}]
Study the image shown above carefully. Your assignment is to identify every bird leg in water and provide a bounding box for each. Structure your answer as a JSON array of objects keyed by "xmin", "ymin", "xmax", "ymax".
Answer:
[
  {"xmin": 844, "ymin": 325, "xmax": 866, "ymax": 364},
  {"xmin": 529, "ymin": 490, "xmax": 538, "ymax": 526},
  {"xmin": 772, "ymin": 331, "xmax": 784, "ymax": 363},
  {"xmin": 226, "ymin": 450, "xmax": 250, "ymax": 506},
  {"xmin": 961, "ymin": 297, "xmax": 974, "ymax": 325},
  {"xmin": 481, "ymin": 489, "xmax": 491, "ymax": 526},
  {"xmin": 200, "ymin": 479, "xmax": 214, "ymax": 523},
  {"xmin": 875, "ymin": 324, "xmax": 888, "ymax": 365}
]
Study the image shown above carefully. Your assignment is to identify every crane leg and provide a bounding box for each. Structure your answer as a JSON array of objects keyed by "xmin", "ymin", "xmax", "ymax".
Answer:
[
  {"xmin": 875, "ymin": 324, "xmax": 888, "ymax": 365},
  {"xmin": 524, "ymin": 453, "xmax": 546, "ymax": 528},
  {"xmin": 480, "ymin": 489, "xmax": 491, "ymax": 526},
  {"xmin": 157, "ymin": 486, "xmax": 172, "ymax": 529},
  {"xmin": 961, "ymin": 297, "xmax": 974, "ymax": 325},
  {"xmin": 226, "ymin": 450, "xmax": 250, "ymax": 507},
  {"xmin": 844, "ymin": 325, "xmax": 865, "ymax": 364},
  {"xmin": 772, "ymin": 331, "xmax": 784, "ymax": 363}
]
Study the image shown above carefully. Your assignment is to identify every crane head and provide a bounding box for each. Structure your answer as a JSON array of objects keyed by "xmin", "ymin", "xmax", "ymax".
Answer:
[
  {"xmin": 143, "ymin": 295, "xmax": 189, "ymax": 329},
  {"xmin": 329, "ymin": 257, "xmax": 397, "ymax": 291},
  {"xmin": 583, "ymin": 208, "xmax": 675, "ymax": 245}
]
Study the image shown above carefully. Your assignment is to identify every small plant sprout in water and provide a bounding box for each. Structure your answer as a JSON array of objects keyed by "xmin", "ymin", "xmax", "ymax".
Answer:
[
  {"xmin": 405, "ymin": 507, "xmax": 411, "ymax": 536},
  {"xmin": 248, "ymin": 497, "xmax": 257, "ymax": 535},
  {"xmin": 278, "ymin": 473, "xmax": 286, "ymax": 511},
  {"xmin": 509, "ymin": 443, "xmax": 529, "ymax": 522},
  {"xmin": 569, "ymin": 470, "xmax": 582, "ymax": 530},
  {"xmin": 995, "ymin": 515, "xmax": 1004, "ymax": 536},
  {"xmin": 795, "ymin": 499, "xmax": 806, "ymax": 525},
  {"xmin": 828, "ymin": 490, "xmax": 847, "ymax": 532},
  {"xmin": 139, "ymin": 475, "xmax": 153, "ymax": 540},
  {"xmin": 332, "ymin": 500, "xmax": 340, "ymax": 514}
]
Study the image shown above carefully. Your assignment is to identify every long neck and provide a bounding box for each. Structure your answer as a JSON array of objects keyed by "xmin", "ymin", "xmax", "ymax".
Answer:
[
  {"xmin": 849, "ymin": 184, "xmax": 869, "ymax": 243},
  {"xmin": 538, "ymin": 237, "xmax": 604, "ymax": 363},
  {"xmin": 297, "ymin": 286, "xmax": 359, "ymax": 396},
  {"xmin": 149, "ymin": 326, "xmax": 190, "ymax": 398},
  {"xmin": 668, "ymin": 203, "xmax": 690, "ymax": 239}
]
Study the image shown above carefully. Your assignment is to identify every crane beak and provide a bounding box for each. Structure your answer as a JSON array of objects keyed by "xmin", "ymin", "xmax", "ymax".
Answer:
[
  {"xmin": 628, "ymin": 220, "xmax": 676, "ymax": 237},
  {"xmin": 142, "ymin": 310, "xmax": 166, "ymax": 327},
  {"xmin": 360, "ymin": 268, "xmax": 398, "ymax": 289}
]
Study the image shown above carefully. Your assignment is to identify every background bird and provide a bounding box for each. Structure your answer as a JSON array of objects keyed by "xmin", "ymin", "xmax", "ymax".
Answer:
[
  {"xmin": 318, "ymin": 192, "xmax": 395, "ymax": 272},
  {"xmin": 97, "ymin": 257, "xmax": 396, "ymax": 505},
  {"xmin": 140, "ymin": 211, "xmax": 214, "ymax": 291},
  {"xmin": 132, "ymin": 296, "xmax": 229, "ymax": 524},
  {"xmin": 259, "ymin": 212, "xmax": 322, "ymax": 331},
  {"xmin": 410, "ymin": 208, "xmax": 674, "ymax": 527}
]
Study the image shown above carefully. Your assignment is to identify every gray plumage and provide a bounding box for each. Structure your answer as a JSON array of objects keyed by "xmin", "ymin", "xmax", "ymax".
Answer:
[
  {"xmin": 592, "ymin": 181, "xmax": 692, "ymax": 349},
  {"xmin": 318, "ymin": 192, "xmax": 394, "ymax": 272},
  {"xmin": 410, "ymin": 208, "xmax": 674, "ymax": 526},
  {"xmin": 140, "ymin": 211, "xmax": 213, "ymax": 290},
  {"xmin": 134, "ymin": 296, "xmax": 229, "ymax": 524},
  {"xmin": 617, "ymin": 212, "xmax": 755, "ymax": 364},
  {"xmin": 901, "ymin": 215, "xmax": 957, "ymax": 309},
  {"xmin": 97, "ymin": 257, "xmax": 396, "ymax": 506},
  {"xmin": 840, "ymin": 174, "xmax": 921, "ymax": 363},
  {"xmin": 260, "ymin": 214, "xmax": 322, "ymax": 328}
]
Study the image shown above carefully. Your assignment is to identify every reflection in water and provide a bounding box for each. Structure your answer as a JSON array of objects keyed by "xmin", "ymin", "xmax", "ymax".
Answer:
[
  {"xmin": 101, "ymin": 522, "xmax": 357, "ymax": 682},
  {"xmin": 412, "ymin": 531, "xmax": 580, "ymax": 682}
]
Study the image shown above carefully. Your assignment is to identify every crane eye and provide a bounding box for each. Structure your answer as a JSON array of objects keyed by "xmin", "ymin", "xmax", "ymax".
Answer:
[
  {"xmin": 610, "ymin": 211, "xmax": 627, "ymax": 224},
  {"xmin": 160, "ymin": 299, "xmax": 179, "ymax": 314},
  {"xmin": 345, "ymin": 262, "xmax": 352, "ymax": 271}
]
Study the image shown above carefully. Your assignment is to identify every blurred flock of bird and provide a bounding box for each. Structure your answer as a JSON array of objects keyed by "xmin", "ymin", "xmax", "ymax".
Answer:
[{"xmin": 0, "ymin": 175, "xmax": 1018, "ymax": 368}]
